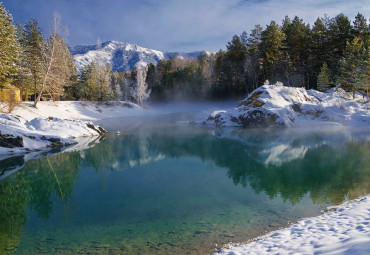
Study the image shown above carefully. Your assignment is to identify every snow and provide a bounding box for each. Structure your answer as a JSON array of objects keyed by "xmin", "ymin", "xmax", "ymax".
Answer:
[
  {"xmin": 0, "ymin": 113, "xmax": 104, "ymax": 155},
  {"xmin": 70, "ymin": 40, "xmax": 205, "ymax": 72},
  {"xmin": 205, "ymin": 83, "xmax": 370, "ymax": 128},
  {"xmin": 215, "ymin": 195, "xmax": 370, "ymax": 255},
  {"xmin": 5, "ymin": 101, "xmax": 144, "ymax": 121},
  {"xmin": 0, "ymin": 98, "xmax": 369, "ymax": 254}
]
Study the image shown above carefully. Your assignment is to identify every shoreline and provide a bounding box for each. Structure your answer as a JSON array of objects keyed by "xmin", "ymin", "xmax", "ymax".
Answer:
[{"xmin": 215, "ymin": 194, "xmax": 370, "ymax": 254}]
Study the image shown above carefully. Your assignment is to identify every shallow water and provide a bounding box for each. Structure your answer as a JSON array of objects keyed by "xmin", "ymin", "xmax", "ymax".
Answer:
[{"xmin": 1, "ymin": 122, "xmax": 370, "ymax": 254}]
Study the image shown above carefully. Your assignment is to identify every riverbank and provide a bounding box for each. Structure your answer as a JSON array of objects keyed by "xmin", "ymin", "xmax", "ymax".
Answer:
[
  {"xmin": 0, "ymin": 101, "xmax": 142, "ymax": 155},
  {"xmin": 215, "ymin": 195, "xmax": 370, "ymax": 254}
]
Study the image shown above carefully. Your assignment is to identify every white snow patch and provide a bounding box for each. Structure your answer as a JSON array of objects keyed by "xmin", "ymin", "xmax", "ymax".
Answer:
[
  {"xmin": 215, "ymin": 195, "xmax": 370, "ymax": 255},
  {"xmin": 0, "ymin": 113, "xmax": 105, "ymax": 155},
  {"xmin": 206, "ymin": 83, "xmax": 370, "ymax": 128}
]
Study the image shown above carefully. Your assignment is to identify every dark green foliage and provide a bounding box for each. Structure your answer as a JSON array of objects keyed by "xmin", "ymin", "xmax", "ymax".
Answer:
[
  {"xmin": 1, "ymin": 4, "xmax": 370, "ymax": 103},
  {"xmin": 16, "ymin": 18, "xmax": 44, "ymax": 100},
  {"xmin": 317, "ymin": 62, "xmax": 331, "ymax": 92},
  {"xmin": 0, "ymin": 3, "xmax": 20, "ymax": 84}
]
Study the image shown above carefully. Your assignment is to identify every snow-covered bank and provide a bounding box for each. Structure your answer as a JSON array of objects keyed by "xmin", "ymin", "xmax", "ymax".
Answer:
[
  {"xmin": 215, "ymin": 195, "xmax": 370, "ymax": 255},
  {"xmin": 0, "ymin": 100, "xmax": 145, "ymax": 155},
  {"xmin": 0, "ymin": 135, "xmax": 102, "ymax": 181},
  {"xmin": 6, "ymin": 101, "xmax": 144, "ymax": 121},
  {"xmin": 206, "ymin": 83, "xmax": 370, "ymax": 128},
  {"xmin": 0, "ymin": 113, "xmax": 106, "ymax": 155}
]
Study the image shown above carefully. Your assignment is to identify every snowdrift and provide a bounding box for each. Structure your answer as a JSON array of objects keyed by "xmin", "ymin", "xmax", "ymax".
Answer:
[
  {"xmin": 206, "ymin": 83, "xmax": 370, "ymax": 128},
  {"xmin": 0, "ymin": 114, "xmax": 106, "ymax": 155}
]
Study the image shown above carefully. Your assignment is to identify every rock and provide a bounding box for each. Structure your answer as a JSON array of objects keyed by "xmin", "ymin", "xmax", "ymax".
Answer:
[
  {"xmin": 86, "ymin": 123, "xmax": 108, "ymax": 135},
  {"xmin": 0, "ymin": 133, "xmax": 23, "ymax": 148},
  {"xmin": 239, "ymin": 109, "xmax": 283, "ymax": 128},
  {"xmin": 291, "ymin": 104, "xmax": 302, "ymax": 113}
]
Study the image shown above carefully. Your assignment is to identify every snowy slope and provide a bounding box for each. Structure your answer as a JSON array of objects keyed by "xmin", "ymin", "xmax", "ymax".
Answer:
[
  {"xmin": 205, "ymin": 83, "xmax": 370, "ymax": 128},
  {"xmin": 70, "ymin": 41, "xmax": 205, "ymax": 72}
]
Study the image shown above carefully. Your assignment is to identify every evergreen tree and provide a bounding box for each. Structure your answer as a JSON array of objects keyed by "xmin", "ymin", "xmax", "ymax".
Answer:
[
  {"xmin": 352, "ymin": 13, "xmax": 369, "ymax": 46},
  {"xmin": 311, "ymin": 17, "xmax": 330, "ymax": 74},
  {"xmin": 338, "ymin": 37, "xmax": 364, "ymax": 98},
  {"xmin": 0, "ymin": 3, "xmax": 21, "ymax": 85},
  {"xmin": 78, "ymin": 62, "xmax": 94, "ymax": 100},
  {"xmin": 358, "ymin": 46, "xmax": 370, "ymax": 98},
  {"xmin": 243, "ymin": 25, "xmax": 263, "ymax": 91},
  {"xmin": 282, "ymin": 16, "xmax": 310, "ymax": 71},
  {"xmin": 17, "ymin": 18, "xmax": 44, "ymax": 101},
  {"xmin": 260, "ymin": 21, "xmax": 286, "ymax": 80},
  {"xmin": 317, "ymin": 62, "xmax": 331, "ymax": 91},
  {"xmin": 328, "ymin": 14, "xmax": 354, "ymax": 77},
  {"xmin": 226, "ymin": 35, "xmax": 248, "ymax": 96},
  {"xmin": 246, "ymin": 24, "xmax": 263, "ymax": 56}
]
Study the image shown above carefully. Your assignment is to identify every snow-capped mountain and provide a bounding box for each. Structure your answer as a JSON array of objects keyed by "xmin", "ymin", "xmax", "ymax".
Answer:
[{"xmin": 70, "ymin": 41, "xmax": 205, "ymax": 72}]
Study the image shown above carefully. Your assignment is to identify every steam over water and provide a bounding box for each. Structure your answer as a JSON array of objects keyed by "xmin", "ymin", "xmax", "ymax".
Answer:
[{"xmin": 1, "ymin": 105, "xmax": 369, "ymax": 254}]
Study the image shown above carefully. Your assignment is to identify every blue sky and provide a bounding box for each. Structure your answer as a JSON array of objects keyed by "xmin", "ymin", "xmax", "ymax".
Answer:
[{"xmin": 3, "ymin": 0, "xmax": 370, "ymax": 52}]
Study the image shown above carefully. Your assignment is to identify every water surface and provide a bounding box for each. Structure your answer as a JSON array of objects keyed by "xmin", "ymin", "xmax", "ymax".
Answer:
[{"xmin": 1, "ymin": 123, "xmax": 369, "ymax": 254}]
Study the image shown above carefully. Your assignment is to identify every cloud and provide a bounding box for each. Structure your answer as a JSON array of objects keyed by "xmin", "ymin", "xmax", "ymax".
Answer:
[{"xmin": 4, "ymin": 0, "xmax": 370, "ymax": 52}]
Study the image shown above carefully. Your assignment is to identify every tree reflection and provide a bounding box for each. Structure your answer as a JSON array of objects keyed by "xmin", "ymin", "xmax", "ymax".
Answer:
[
  {"xmin": 0, "ymin": 152, "xmax": 81, "ymax": 254},
  {"xmin": 0, "ymin": 127, "xmax": 369, "ymax": 254}
]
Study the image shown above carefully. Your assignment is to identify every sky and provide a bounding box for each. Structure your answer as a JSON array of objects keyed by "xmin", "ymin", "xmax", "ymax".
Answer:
[{"xmin": 3, "ymin": 0, "xmax": 370, "ymax": 52}]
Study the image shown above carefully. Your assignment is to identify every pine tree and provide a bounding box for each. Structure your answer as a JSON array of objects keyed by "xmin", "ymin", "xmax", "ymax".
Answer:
[
  {"xmin": 283, "ymin": 16, "xmax": 310, "ymax": 70},
  {"xmin": 226, "ymin": 35, "xmax": 248, "ymax": 96},
  {"xmin": 17, "ymin": 18, "xmax": 44, "ymax": 101},
  {"xmin": 317, "ymin": 62, "xmax": 331, "ymax": 91},
  {"xmin": 246, "ymin": 24, "xmax": 263, "ymax": 56},
  {"xmin": 328, "ymin": 14, "xmax": 354, "ymax": 77},
  {"xmin": 338, "ymin": 37, "xmax": 364, "ymax": 98},
  {"xmin": 78, "ymin": 63, "xmax": 94, "ymax": 100},
  {"xmin": 260, "ymin": 21, "xmax": 286, "ymax": 80},
  {"xmin": 358, "ymin": 46, "xmax": 370, "ymax": 98},
  {"xmin": 352, "ymin": 13, "xmax": 369, "ymax": 46},
  {"xmin": 311, "ymin": 17, "xmax": 330, "ymax": 74},
  {"xmin": 0, "ymin": 3, "xmax": 21, "ymax": 85}
]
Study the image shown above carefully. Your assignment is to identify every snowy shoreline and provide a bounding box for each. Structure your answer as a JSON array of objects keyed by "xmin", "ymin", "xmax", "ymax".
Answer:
[
  {"xmin": 0, "ymin": 101, "xmax": 142, "ymax": 155},
  {"xmin": 0, "ymin": 98, "xmax": 369, "ymax": 254},
  {"xmin": 215, "ymin": 194, "xmax": 370, "ymax": 255}
]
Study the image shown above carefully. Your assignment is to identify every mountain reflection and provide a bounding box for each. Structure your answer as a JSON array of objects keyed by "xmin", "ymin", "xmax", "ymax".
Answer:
[{"xmin": 0, "ymin": 126, "xmax": 369, "ymax": 254}]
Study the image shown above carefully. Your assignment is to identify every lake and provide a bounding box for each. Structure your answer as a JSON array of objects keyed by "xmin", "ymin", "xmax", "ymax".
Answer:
[{"xmin": 1, "ymin": 114, "xmax": 369, "ymax": 254}]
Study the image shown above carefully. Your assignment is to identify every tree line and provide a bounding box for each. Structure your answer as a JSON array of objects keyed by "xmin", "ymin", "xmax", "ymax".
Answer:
[
  {"xmin": 0, "ymin": 3, "xmax": 149, "ymax": 108},
  {"xmin": 1, "ymin": 1, "xmax": 369, "ymax": 109},
  {"xmin": 144, "ymin": 13, "xmax": 369, "ymax": 101}
]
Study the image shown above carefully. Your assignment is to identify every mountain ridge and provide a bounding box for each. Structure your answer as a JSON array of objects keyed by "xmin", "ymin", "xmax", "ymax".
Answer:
[{"xmin": 70, "ymin": 40, "xmax": 207, "ymax": 72}]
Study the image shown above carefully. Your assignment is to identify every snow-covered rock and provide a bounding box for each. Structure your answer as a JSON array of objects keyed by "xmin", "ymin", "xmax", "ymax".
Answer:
[
  {"xmin": 0, "ymin": 114, "xmax": 107, "ymax": 155},
  {"xmin": 206, "ymin": 83, "xmax": 370, "ymax": 128},
  {"xmin": 70, "ymin": 40, "xmax": 205, "ymax": 72}
]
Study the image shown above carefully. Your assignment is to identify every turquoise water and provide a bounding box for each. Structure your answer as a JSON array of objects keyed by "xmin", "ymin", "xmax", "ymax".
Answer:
[{"xmin": 1, "ymin": 124, "xmax": 369, "ymax": 254}]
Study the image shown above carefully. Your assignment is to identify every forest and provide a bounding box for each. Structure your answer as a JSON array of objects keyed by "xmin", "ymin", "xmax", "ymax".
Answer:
[{"xmin": 0, "ymin": 2, "xmax": 369, "ymax": 108}]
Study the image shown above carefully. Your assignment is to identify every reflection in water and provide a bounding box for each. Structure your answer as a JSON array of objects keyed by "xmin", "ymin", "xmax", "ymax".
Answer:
[{"xmin": 0, "ymin": 126, "xmax": 369, "ymax": 254}]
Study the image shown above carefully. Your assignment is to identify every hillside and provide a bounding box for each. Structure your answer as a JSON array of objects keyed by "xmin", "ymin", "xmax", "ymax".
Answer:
[{"xmin": 70, "ymin": 41, "xmax": 205, "ymax": 72}]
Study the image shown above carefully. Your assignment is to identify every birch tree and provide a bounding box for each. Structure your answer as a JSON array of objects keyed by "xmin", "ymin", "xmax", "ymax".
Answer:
[
  {"xmin": 133, "ymin": 66, "xmax": 150, "ymax": 105},
  {"xmin": 34, "ymin": 14, "xmax": 76, "ymax": 107}
]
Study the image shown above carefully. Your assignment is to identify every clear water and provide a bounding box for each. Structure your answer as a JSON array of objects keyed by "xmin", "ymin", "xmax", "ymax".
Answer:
[{"xmin": 1, "ymin": 121, "xmax": 370, "ymax": 254}]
